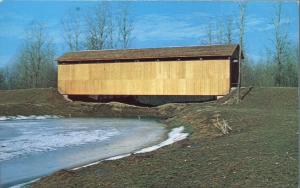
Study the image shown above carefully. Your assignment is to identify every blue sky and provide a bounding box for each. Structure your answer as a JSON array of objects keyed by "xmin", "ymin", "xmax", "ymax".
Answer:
[{"xmin": 0, "ymin": 1, "xmax": 298, "ymax": 67}]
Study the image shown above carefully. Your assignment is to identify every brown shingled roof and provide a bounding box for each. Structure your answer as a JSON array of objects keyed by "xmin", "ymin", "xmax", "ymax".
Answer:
[{"xmin": 57, "ymin": 44, "xmax": 241, "ymax": 63}]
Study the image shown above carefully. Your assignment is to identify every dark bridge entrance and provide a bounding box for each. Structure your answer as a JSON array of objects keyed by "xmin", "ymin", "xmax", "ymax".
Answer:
[{"xmin": 68, "ymin": 95, "xmax": 216, "ymax": 107}]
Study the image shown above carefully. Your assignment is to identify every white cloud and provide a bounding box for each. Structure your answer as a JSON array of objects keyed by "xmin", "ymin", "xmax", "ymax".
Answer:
[
  {"xmin": 246, "ymin": 14, "xmax": 292, "ymax": 32},
  {"xmin": 133, "ymin": 14, "xmax": 207, "ymax": 42}
]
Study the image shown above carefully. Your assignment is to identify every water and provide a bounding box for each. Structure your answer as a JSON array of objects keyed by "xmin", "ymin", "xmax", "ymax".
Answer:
[{"xmin": 0, "ymin": 117, "xmax": 166, "ymax": 187}]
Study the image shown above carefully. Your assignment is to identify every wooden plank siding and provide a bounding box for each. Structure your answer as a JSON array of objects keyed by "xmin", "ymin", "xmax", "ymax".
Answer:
[{"xmin": 58, "ymin": 59, "xmax": 230, "ymax": 96}]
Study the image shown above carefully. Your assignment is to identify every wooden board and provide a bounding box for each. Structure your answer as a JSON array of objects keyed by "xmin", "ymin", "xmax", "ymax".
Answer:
[{"xmin": 58, "ymin": 60, "xmax": 231, "ymax": 96}]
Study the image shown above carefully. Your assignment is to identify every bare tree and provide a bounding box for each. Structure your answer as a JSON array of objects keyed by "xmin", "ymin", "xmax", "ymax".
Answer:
[
  {"xmin": 202, "ymin": 16, "xmax": 234, "ymax": 45},
  {"xmin": 61, "ymin": 8, "xmax": 83, "ymax": 51},
  {"xmin": 107, "ymin": 9, "xmax": 115, "ymax": 49},
  {"xmin": 85, "ymin": 2, "xmax": 112, "ymax": 50},
  {"xmin": 207, "ymin": 23, "xmax": 213, "ymax": 45},
  {"xmin": 225, "ymin": 16, "xmax": 234, "ymax": 44},
  {"xmin": 273, "ymin": 2, "xmax": 289, "ymax": 86},
  {"xmin": 201, "ymin": 22, "xmax": 214, "ymax": 45},
  {"xmin": 85, "ymin": 2, "xmax": 134, "ymax": 50},
  {"xmin": 12, "ymin": 22, "xmax": 56, "ymax": 88},
  {"xmin": 237, "ymin": 1, "xmax": 246, "ymax": 102},
  {"xmin": 0, "ymin": 68, "xmax": 5, "ymax": 89},
  {"xmin": 216, "ymin": 21, "xmax": 225, "ymax": 44},
  {"xmin": 2, "ymin": 60, "xmax": 17, "ymax": 89},
  {"xmin": 117, "ymin": 3, "xmax": 133, "ymax": 49}
]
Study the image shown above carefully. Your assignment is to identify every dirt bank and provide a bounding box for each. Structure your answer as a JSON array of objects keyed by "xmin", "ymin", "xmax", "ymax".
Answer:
[
  {"xmin": 0, "ymin": 87, "xmax": 297, "ymax": 187},
  {"xmin": 0, "ymin": 88, "xmax": 170, "ymax": 118}
]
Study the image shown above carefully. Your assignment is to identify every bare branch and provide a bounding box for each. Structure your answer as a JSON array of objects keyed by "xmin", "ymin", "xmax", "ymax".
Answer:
[
  {"xmin": 85, "ymin": 2, "xmax": 112, "ymax": 50},
  {"xmin": 117, "ymin": 3, "xmax": 133, "ymax": 49},
  {"xmin": 10, "ymin": 22, "xmax": 56, "ymax": 89},
  {"xmin": 237, "ymin": 1, "xmax": 247, "ymax": 103},
  {"xmin": 61, "ymin": 8, "xmax": 83, "ymax": 51}
]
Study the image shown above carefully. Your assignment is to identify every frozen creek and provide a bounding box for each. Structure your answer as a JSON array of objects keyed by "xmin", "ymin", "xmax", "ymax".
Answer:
[{"xmin": 0, "ymin": 116, "xmax": 188, "ymax": 187}]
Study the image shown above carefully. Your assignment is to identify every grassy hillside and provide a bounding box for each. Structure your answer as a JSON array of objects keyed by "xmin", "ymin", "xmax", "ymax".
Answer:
[{"xmin": 26, "ymin": 87, "xmax": 298, "ymax": 188}]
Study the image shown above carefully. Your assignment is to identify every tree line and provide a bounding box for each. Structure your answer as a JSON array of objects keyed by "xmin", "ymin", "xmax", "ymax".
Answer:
[
  {"xmin": 0, "ymin": 2, "xmax": 133, "ymax": 89},
  {"xmin": 0, "ymin": 2, "xmax": 298, "ymax": 90},
  {"xmin": 201, "ymin": 2, "xmax": 298, "ymax": 87}
]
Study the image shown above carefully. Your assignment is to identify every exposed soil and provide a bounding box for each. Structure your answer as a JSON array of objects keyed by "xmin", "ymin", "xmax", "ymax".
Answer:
[{"xmin": 0, "ymin": 87, "xmax": 297, "ymax": 188}]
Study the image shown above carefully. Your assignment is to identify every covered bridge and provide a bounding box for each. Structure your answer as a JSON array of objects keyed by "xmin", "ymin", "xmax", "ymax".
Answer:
[{"xmin": 57, "ymin": 44, "xmax": 242, "ymax": 105}]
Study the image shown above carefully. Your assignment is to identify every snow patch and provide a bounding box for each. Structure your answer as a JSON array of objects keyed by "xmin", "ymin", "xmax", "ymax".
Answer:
[
  {"xmin": 72, "ymin": 161, "xmax": 103, "ymax": 170},
  {"xmin": 105, "ymin": 153, "xmax": 131, "ymax": 161},
  {"xmin": 71, "ymin": 153, "xmax": 132, "ymax": 170},
  {"xmin": 72, "ymin": 126, "xmax": 188, "ymax": 170},
  {"xmin": 0, "ymin": 115, "xmax": 62, "ymax": 121},
  {"xmin": 134, "ymin": 126, "xmax": 188, "ymax": 154},
  {"xmin": 9, "ymin": 178, "xmax": 40, "ymax": 188}
]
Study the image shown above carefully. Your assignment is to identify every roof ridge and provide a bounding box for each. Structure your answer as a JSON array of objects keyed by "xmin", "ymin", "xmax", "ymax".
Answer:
[
  {"xmin": 57, "ymin": 44, "xmax": 240, "ymax": 63},
  {"xmin": 65, "ymin": 44, "xmax": 238, "ymax": 53}
]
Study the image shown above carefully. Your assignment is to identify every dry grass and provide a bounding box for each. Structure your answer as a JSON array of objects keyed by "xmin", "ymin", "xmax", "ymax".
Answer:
[{"xmin": 0, "ymin": 87, "xmax": 297, "ymax": 188}]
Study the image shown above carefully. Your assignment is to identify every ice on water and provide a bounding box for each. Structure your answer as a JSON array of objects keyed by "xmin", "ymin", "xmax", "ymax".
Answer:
[{"xmin": 0, "ymin": 117, "xmax": 120, "ymax": 161}]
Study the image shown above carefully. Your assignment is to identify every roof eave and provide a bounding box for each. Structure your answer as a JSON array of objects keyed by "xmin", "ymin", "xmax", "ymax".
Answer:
[{"xmin": 57, "ymin": 55, "xmax": 233, "ymax": 64}]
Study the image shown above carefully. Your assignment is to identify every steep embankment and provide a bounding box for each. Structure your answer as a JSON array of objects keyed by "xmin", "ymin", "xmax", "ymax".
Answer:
[{"xmin": 0, "ymin": 87, "xmax": 297, "ymax": 187}]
